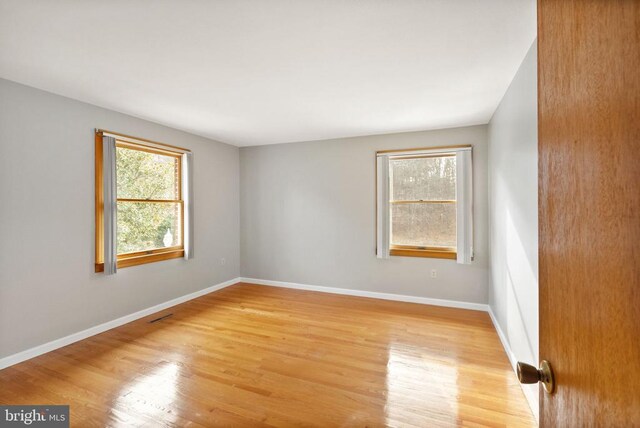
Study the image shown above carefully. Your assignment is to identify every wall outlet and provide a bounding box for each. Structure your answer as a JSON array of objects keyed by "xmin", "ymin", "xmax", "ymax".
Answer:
[
  {"xmin": 430, "ymin": 269, "xmax": 437, "ymax": 278},
  {"xmin": 220, "ymin": 258, "xmax": 226, "ymax": 265}
]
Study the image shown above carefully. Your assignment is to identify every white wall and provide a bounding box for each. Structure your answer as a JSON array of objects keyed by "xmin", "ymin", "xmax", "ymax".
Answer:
[
  {"xmin": 240, "ymin": 125, "xmax": 489, "ymax": 304},
  {"xmin": 0, "ymin": 79, "xmax": 240, "ymax": 359},
  {"xmin": 487, "ymin": 42, "xmax": 538, "ymax": 416}
]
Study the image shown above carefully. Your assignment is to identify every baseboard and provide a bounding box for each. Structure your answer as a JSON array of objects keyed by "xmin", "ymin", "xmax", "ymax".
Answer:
[
  {"xmin": 487, "ymin": 306, "xmax": 517, "ymax": 370},
  {"xmin": 240, "ymin": 277, "xmax": 488, "ymax": 312},
  {"xmin": 0, "ymin": 277, "xmax": 241, "ymax": 370},
  {"xmin": 488, "ymin": 306, "xmax": 539, "ymax": 421}
]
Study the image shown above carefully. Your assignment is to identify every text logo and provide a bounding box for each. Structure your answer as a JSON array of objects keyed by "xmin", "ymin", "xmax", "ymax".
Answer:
[{"xmin": 0, "ymin": 406, "xmax": 69, "ymax": 428}]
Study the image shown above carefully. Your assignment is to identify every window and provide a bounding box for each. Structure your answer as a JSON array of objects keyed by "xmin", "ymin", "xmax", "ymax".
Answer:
[
  {"xmin": 376, "ymin": 146, "xmax": 473, "ymax": 262},
  {"xmin": 95, "ymin": 131, "xmax": 193, "ymax": 272},
  {"xmin": 389, "ymin": 154, "xmax": 457, "ymax": 259}
]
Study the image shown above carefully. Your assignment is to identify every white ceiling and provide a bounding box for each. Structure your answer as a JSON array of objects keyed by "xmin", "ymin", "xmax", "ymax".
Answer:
[{"xmin": 0, "ymin": 1, "xmax": 536, "ymax": 146}]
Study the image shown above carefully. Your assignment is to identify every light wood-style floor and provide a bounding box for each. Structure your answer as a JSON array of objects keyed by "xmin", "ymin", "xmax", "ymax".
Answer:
[{"xmin": 0, "ymin": 283, "xmax": 535, "ymax": 427}]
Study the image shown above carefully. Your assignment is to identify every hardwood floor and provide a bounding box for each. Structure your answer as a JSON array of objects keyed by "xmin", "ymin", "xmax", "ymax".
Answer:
[{"xmin": 0, "ymin": 283, "xmax": 535, "ymax": 427}]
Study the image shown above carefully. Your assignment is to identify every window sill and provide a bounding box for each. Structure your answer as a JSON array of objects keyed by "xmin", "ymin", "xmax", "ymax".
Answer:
[
  {"xmin": 390, "ymin": 247, "xmax": 457, "ymax": 260},
  {"xmin": 95, "ymin": 248, "xmax": 184, "ymax": 272}
]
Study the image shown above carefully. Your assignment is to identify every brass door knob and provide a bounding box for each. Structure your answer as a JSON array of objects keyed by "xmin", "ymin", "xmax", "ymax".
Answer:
[{"xmin": 516, "ymin": 360, "xmax": 555, "ymax": 394}]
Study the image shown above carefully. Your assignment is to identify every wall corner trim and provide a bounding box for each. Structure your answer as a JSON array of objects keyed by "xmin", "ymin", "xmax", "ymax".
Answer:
[
  {"xmin": 0, "ymin": 277, "xmax": 241, "ymax": 370},
  {"xmin": 240, "ymin": 277, "xmax": 488, "ymax": 311}
]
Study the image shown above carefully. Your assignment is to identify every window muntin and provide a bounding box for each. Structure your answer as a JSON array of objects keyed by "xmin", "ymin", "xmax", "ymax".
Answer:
[
  {"xmin": 389, "ymin": 154, "xmax": 457, "ymax": 256},
  {"xmin": 115, "ymin": 142, "xmax": 183, "ymax": 256}
]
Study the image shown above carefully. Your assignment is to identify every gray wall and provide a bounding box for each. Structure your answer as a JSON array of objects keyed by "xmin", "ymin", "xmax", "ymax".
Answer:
[
  {"xmin": 487, "ymin": 42, "xmax": 538, "ymax": 414},
  {"xmin": 0, "ymin": 79, "xmax": 240, "ymax": 359},
  {"xmin": 240, "ymin": 126, "xmax": 489, "ymax": 304}
]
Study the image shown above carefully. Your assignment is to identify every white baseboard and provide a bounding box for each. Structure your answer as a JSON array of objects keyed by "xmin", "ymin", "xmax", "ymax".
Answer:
[
  {"xmin": 0, "ymin": 277, "xmax": 241, "ymax": 370},
  {"xmin": 487, "ymin": 306, "xmax": 517, "ymax": 370},
  {"xmin": 240, "ymin": 277, "xmax": 488, "ymax": 312},
  {"xmin": 488, "ymin": 306, "xmax": 539, "ymax": 421}
]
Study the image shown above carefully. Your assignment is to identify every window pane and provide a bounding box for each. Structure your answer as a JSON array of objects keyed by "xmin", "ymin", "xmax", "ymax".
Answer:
[
  {"xmin": 390, "ymin": 156, "xmax": 456, "ymax": 201},
  {"xmin": 117, "ymin": 201, "xmax": 181, "ymax": 254},
  {"xmin": 116, "ymin": 146, "xmax": 179, "ymax": 200},
  {"xmin": 391, "ymin": 203, "xmax": 456, "ymax": 247}
]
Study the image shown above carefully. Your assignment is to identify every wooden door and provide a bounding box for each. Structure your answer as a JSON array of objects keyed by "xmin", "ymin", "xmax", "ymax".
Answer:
[{"xmin": 538, "ymin": 0, "xmax": 640, "ymax": 426}]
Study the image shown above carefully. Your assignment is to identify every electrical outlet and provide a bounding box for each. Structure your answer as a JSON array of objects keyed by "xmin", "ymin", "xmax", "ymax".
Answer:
[
  {"xmin": 430, "ymin": 269, "xmax": 437, "ymax": 278},
  {"xmin": 220, "ymin": 258, "xmax": 226, "ymax": 265}
]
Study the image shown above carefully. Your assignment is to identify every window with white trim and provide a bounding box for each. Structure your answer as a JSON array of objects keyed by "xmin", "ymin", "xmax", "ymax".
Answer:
[{"xmin": 376, "ymin": 146, "xmax": 473, "ymax": 263}]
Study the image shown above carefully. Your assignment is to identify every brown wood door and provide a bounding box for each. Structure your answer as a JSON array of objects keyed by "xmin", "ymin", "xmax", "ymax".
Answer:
[{"xmin": 538, "ymin": 0, "xmax": 640, "ymax": 426}]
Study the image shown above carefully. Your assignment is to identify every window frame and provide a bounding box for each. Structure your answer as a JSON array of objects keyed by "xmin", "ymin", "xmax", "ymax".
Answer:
[
  {"xmin": 95, "ymin": 130, "xmax": 188, "ymax": 272},
  {"xmin": 377, "ymin": 145, "xmax": 469, "ymax": 260}
]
